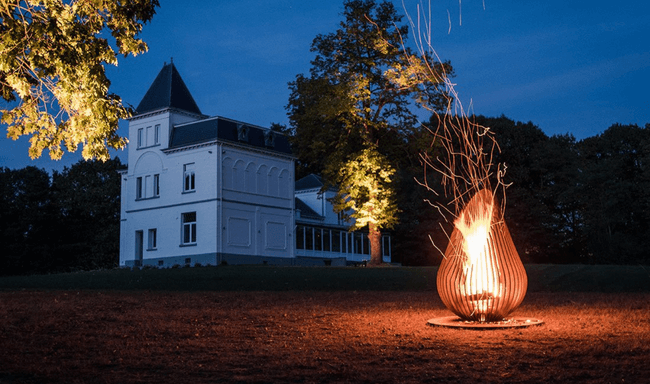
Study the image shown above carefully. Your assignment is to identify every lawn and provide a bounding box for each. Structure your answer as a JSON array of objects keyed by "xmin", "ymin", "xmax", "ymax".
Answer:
[{"xmin": 1, "ymin": 265, "xmax": 649, "ymax": 383}]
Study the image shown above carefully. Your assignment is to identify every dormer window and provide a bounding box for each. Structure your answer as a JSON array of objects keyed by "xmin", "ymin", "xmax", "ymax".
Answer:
[
  {"xmin": 237, "ymin": 123, "xmax": 249, "ymax": 142},
  {"xmin": 264, "ymin": 130, "xmax": 275, "ymax": 147}
]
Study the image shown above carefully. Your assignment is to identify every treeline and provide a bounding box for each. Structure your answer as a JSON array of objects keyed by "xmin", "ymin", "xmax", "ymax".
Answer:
[
  {"xmin": 1, "ymin": 158, "xmax": 122, "ymax": 275},
  {"xmin": 393, "ymin": 117, "xmax": 650, "ymax": 266}
]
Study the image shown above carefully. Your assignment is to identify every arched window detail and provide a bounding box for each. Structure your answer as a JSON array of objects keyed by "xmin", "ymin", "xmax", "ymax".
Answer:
[
  {"xmin": 233, "ymin": 160, "xmax": 245, "ymax": 191},
  {"xmin": 222, "ymin": 157, "xmax": 233, "ymax": 190},
  {"xmin": 245, "ymin": 162, "xmax": 256, "ymax": 193},
  {"xmin": 257, "ymin": 164, "xmax": 268, "ymax": 195},
  {"xmin": 268, "ymin": 167, "xmax": 279, "ymax": 196},
  {"xmin": 278, "ymin": 169, "xmax": 290, "ymax": 198}
]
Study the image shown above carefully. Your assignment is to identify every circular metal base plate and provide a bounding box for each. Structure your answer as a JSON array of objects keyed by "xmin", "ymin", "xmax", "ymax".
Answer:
[{"xmin": 427, "ymin": 316, "xmax": 544, "ymax": 329}]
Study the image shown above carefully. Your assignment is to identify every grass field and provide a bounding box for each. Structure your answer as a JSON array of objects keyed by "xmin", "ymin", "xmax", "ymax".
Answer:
[
  {"xmin": 1, "ymin": 265, "xmax": 649, "ymax": 383},
  {"xmin": 1, "ymin": 264, "xmax": 649, "ymax": 292}
]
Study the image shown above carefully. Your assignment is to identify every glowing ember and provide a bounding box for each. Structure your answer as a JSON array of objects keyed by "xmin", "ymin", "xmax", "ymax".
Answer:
[{"xmin": 437, "ymin": 188, "xmax": 527, "ymax": 323}]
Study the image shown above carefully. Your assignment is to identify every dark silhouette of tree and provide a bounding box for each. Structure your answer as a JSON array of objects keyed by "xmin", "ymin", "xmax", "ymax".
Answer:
[
  {"xmin": 0, "ymin": 166, "xmax": 53, "ymax": 275},
  {"xmin": 51, "ymin": 158, "xmax": 123, "ymax": 270},
  {"xmin": 577, "ymin": 123, "xmax": 650, "ymax": 264},
  {"xmin": 0, "ymin": 158, "xmax": 123, "ymax": 275}
]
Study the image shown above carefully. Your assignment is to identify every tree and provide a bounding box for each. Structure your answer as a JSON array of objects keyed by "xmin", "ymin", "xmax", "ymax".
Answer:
[
  {"xmin": 577, "ymin": 124, "xmax": 650, "ymax": 264},
  {"xmin": 1, "ymin": 0, "xmax": 159, "ymax": 161},
  {"xmin": 473, "ymin": 115, "xmax": 585, "ymax": 263},
  {"xmin": 0, "ymin": 165, "xmax": 54, "ymax": 275},
  {"xmin": 0, "ymin": 158, "xmax": 123, "ymax": 275},
  {"xmin": 50, "ymin": 157, "xmax": 123, "ymax": 270},
  {"xmin": 287, "ymin": 0, "xmax": 451, "ymax": 265},
  {"xmin": 331, "ymin": 147, "xmax": 399, "ymax": 263}
]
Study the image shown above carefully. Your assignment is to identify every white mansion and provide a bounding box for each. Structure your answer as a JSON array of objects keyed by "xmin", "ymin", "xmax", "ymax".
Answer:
[{"xmin": 119, "ymin": 63, "xmax": 391, "ymax": 267}]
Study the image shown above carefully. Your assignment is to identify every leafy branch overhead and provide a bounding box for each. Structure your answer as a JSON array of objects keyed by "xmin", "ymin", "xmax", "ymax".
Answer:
[{"xmin": 0, "ymin": 0, "xmax": 159, "ymax": 160}]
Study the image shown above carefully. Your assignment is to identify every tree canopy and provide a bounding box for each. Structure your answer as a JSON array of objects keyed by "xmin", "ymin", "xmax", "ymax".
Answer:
[
  {"xmin": 286, "ymin": 0, "xmax": 452, "ymax": 264},
  {"xmin": 0, "ymin": 157, "xmax": 123, "ymax": 275},
  {"xmin": 0, "ymin": 0, "xmax": 159, "ymax": 161}
]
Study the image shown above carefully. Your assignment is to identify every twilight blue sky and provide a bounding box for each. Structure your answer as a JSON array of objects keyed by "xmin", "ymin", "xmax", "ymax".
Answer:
[{"xmin": 1, "ymin": 0, "xmax": 649, "ymax": 171}]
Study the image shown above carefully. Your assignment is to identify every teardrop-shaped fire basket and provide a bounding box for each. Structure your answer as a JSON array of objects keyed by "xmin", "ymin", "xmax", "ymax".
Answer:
[{"xmin": 429, "ymin": 189, "xmax": 541, "ymax": 328}]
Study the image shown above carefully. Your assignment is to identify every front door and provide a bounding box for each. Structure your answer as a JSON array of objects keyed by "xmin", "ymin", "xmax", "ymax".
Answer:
[{"xmin": 135, "ymin": 230, "xmax": 144, "ymax": 267}]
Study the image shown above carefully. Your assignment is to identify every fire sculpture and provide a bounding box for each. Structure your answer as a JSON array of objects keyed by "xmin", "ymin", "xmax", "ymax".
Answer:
[
  {"xmin": 437, "ymin": 188, "xmax": 527, "ymax": 322},
  {"xmin": 395, "ymin": 1, "xmax": 539, "ymax": 327}
]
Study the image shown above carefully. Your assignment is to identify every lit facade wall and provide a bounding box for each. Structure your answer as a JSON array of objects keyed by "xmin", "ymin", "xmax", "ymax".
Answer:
[{"xmin": 119, "ymin": 109, "xmax": 295, "ymax": 267}]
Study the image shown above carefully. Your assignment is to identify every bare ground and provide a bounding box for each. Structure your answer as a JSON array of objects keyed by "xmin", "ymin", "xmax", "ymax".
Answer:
[{"xmin": 1, "ymin": 291, "xmax": 649, "ymax": 383}]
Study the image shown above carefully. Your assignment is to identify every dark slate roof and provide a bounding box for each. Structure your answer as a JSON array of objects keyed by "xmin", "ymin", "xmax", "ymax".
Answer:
[
  {"xmin": 295, "ymin": 174, "xmax": 324, "ymax": 191},
  {"xmin": 135, "ymin": 62, "xmax": 202, "ymax": 116},
  {"xmin": 295, "ymin": 197, "xmax": 323, "ymax": 220},
  {"xmin": 168, "ymin": 116, "xmax": 292, "ymax": 155}
]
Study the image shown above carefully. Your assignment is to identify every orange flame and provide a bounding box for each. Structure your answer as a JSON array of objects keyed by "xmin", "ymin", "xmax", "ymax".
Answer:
[{"xmin": 454, "ymin": 190, "xmax": 500, "ymax": 319}]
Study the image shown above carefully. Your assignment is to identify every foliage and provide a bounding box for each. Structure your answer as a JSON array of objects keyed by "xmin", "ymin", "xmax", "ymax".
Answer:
[
  {"xmin": 0, "ymin": 165, "xmax": 54, "ymax": 274},
  {"xmin": 286, "ymin": 0, "xmax": 452, "ymax": 264},
  {"xmin": 470, "ymin": 117, "xmax": 650, "ymax": 265},
  {"xmin": 0, "ymin": 0, "xmax": 159, "ymax": 160},
  {"xmin": 0, "ymin": 158, "xmax": 123, "ymax": 275},
  {"xmin": 331, "ymin": 147, "xmax": 398, "ymax": 231},
  {"xmin": 51, "ymin": 157, "xmax": 123, "ymax": 270},
  {"xmin": 577, "ymin": 123, "xmax": 650, "ymax": 263}
]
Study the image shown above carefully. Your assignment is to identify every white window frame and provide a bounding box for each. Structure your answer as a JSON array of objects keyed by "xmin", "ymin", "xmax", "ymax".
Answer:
[
  {"xmin": 154, "ymin": 124, "xmax": 161, "ymax": 145},
  {"xmin": 153, "ymin": 174, "xmax": 160, "ymax": 197},
  {"xmin": 148, "ymin": 228, "xmax": 157, "ymax": 250},
  {"xmin": 183, "ymin": 163, "xmax": 196, "ymax": 193},
  {"xmin": 137, "ymin": 125, "xmax": 161, "ymax": 149},
  {"xmin": 181, "ymin": 212, "xmax": 197, "ymax": 245},
  {"xmin": 136, "ymin": 177, "xmax": 143, "ymax": 199}
]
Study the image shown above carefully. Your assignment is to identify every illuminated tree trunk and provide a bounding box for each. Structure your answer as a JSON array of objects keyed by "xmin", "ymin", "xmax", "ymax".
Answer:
[{"xmin": 368, "ymin": 223, "xmax": 382, "ymax": 265}]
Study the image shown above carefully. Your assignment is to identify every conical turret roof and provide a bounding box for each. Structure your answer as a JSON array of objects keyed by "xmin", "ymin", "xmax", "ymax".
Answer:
[{"xmin": 135, "ymin": 61, "xmax": 202, "ymax": 116}]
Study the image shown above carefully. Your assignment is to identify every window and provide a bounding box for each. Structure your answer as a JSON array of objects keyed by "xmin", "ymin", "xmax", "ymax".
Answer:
[
  {"xmin": 332, "ymin": 230, "xmax": 341, "ymax": 253},
  {"xmin": 136, "ymin": 175, "xmax": 159, "ymax": 200},
  {"xmin": 153, "ymin": 174, "xmax": 160, "ymax": 197},
  {"xmin": 136, "ymin": 177, "xmax": 143, "ymax": 199},
  {"xmin": 183, "ymin": 163, "xmax": 195, "ymax": 192},
  {"xmin": 137, "ymin": 125, "xmax": 161, "ymax": 148},
  {"xmin": 314, "ymin": 228, "xmax": 322, "ymax": 251},
  {"xmin": 296, "ymin": 226, "xmax": 304, "ymax": 250},
  {"xmin": 148, "ymin": 229, "xmax": 157, "ymax": 250},
  {"xmin": 323, "ymin": 229, "xmax": 331, "ymax": 252},
  {"xmin": 181, "ymin": 212, "xmax": 197, "ymax": 245},
  {"xmin": 362, "ymin": 233, "xmax": 370, "ymax": 255},
  {"xmin": 305, "ymin": 226, "xmax": 313, "ymax": 250},
  {"xmin": 382, "ymin": 235, "xmax": 391, "ymax": 257}
]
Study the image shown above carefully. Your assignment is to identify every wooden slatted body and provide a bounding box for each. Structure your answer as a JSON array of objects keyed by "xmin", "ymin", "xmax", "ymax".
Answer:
[{"xmin": 437, "ymin": 189, "xmax": 528, "ymax": 322}]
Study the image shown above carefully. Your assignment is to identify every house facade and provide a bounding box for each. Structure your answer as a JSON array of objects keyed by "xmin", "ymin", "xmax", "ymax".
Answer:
[{"xmin": 119, "ymin": 63, "xmax": 390, "ymax": 267}]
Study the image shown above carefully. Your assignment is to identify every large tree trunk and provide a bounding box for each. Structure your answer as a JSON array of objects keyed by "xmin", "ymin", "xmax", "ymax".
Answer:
[{"xmin": 368, "ymin": 223, "xmax": 382, "ymax": 266}]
